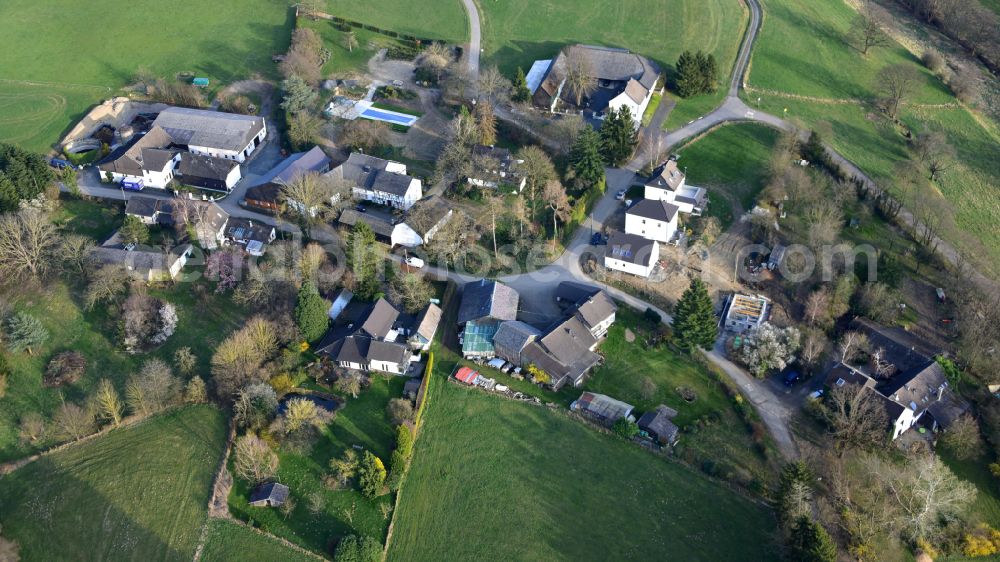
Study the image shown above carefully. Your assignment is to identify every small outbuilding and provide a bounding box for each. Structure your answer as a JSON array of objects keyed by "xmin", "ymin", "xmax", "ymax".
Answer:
[
  {"xmin": 637, "ymin": 405, "xmax": 680, "ymax": 446},
  {"xmin": 249, "ymin": 482, "xmax": 289, "ymax": 507}
]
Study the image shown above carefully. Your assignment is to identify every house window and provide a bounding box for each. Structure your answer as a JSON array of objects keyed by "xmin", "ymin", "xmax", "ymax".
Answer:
[{"xmin": 835, "ymin": 378, "xmax": 846, "ymax": 387}]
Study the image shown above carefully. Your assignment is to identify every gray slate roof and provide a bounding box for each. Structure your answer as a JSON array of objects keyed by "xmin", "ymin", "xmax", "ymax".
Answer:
[
  {"xmin": 573, "ymin": 291, "xmax": 617, "ymax": 331},
  {"xmin": 627, "ymin": 198, "xmax": 678, "ymax": 222},
  {"xmin": 494, "ymin": 320, "xmax": 542, "ymax": 355},
  {"xmin": 522, "ymin": 316, "xmax": 601, "ymax": 387},
  {"xmin": 357, "ymin": 298, "xmax": 400, "ymax": 339},
  {"xmin": 338, "ymin": 209, "xmax": 396, "ymax": 239},
  {"xmin": 153, "ymin": 107, "xmax": 265, "ymax": 152},
  {"xmin": 330, "ymin": 335, "xmax": 409, "ymax": 365},
  {"xmin": 98, "ymin": 126, "xmax": 175, "ymax": 177},
  {"xmin": 329, "ymin": 153, "xmax": 415, "ymax": 196},
  {"xmin": 178, "ymin": 152, "xmax": 239, "ymax": 181},
  {"xmin": 458, "ymin": 279, "xmax": 520, "ymax": 324},
  {"xmin": 250, "ymin": 482, "xmax": 289, "ymax": 505},
  {"xmin": 646, "ymin": 160, "xmax": 685, "ymax": 191},
  {"xmin": 245, "ymin": 146, "xmax": 332, "ymax": 203},
  {"xmin": 412, "ymin": 303, "xmax": 442, "ymax": 342},
  {"xmin": 606, "ymin": 231, "xmax": 657, "ymax": 265},
  {"xmin": 125, "ymin": 196, "xmax": 160, "ymax": 218},
  {"xmin": 638, "ymin": 405, "xmax": 680, "ymax": 444},
  {"xmin": 225, "ymin": 217, "xmax": 274, "ymax": 244}
]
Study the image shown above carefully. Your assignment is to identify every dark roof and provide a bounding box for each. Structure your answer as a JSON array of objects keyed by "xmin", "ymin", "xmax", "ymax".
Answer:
[
  {"xmin": 329, "ymin": 153, "xmax": 416, "ymax": 196},
  {"xmin": 645, "ymin": 160, "xmax": 685, "ymax": 191},
  {"xmin": 573, "ymin": 291, "xmax": 617, "ymax": 330},
  {"xmin": 638, "ymin": 405, "xmax": 680, "ymax": 443},
  {"xmin": 471, "ymin": 144, "xmax": 515, "ymax": 171},
  {"xmin": 457, "ymin": 279, "xmax": 519, "ymax": 324},
  {"xmin": 178, "ymin": 152, "xmax": 239, "ymax": 181},
  {"xmin": 850, "ymin": 317, "xmax": 939, "ymax": 373},
  {"xmin": 535, "ymin": 45, "xmax": 659, "ymax": 112},
  {"xmin": 140, "ymin": 148, "xmax": 178, "ymax": 172},
  {"xmin": 606, "ymin": 231, "xmax": 657, "ymax": 265},
  {"xmin": 522, "ymin": 316, "xmax": 601, "ymax": 386},
  {"xmin": 250, "ymin": 482, "xmax": 289, "ymax": 504},
  {"xmin": 555, "ymin": 281, "xmax": 600, "ymax": 305},
  {"xmin": 338, "ymin": 209, "xmax": 396, "ymax": 239},
  {"xmin": 357, "ymin": 298, "xmax": 400, "ymax": 339},
  {"xmin": 574, "ymin": 392, "xmax": 634, "ymax": 422},
  {"xmin": 328, "ymin": 335, "xmax": 408, "ymax": 365},
  {"xmin": 153, "ymin": 107, "xmax": 265, "ymax": 152},
  {"xmin": 494, "ymin": 320, "xmax": 541, "ymax": 355},
  {"xmin": 225, "ymin": 217, "xmax": 274, "ymax": 244},
  {"xmin": 371, "ymin": 171, "xmax": 415, "ymax": 196},
  {"xmin": 926, "ymin": 392, "xmax": 970, "ymax": 429},
  {"xmin": 403, "ymin": 377, "xmax": 422, "ymax": 397},
  {"xmin": 824, "ymin": 363, "xmax": 876, "ymax": 390},
  {"xmin": 98, "ymin": 126, "xmax": 175, "ymax": 177},
  {"xmin": 244, "ymin": 146, "xmax": 331, "ymax": 204},
  {"xmin": 879, "ymin": 360, "xmax": 948, "ymax": 411},
  {"xmin": 412, "ymin": 303, "xmax": 442, "ymax": 342},
  {"xmin": 125, "ymin": 196, "xmax": 159, "ymax": 218},
  {"xmin": 194, "ymin": 202, "xmax": 230, "ymax": 234},
  {"xmin": 627, "ymin": 198, "xmax": 678, "ymax": 222},
  {"xmin": 405, "ymin": 196, "xmax": 453, "ymax": 236}
]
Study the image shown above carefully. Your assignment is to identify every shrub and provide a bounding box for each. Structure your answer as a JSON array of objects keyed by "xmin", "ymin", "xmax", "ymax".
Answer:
[
  {"xmin": 395, "ymin": 424, "xmax": 414, "ymax": 460},
  {"xmin": 333, "ymin": 534, "xmax": 382, "ymax": 562},
  {"xmin": 612, "ymin": 418, "xmax": 639, "ymax": 440},
  {"xmin": 387, "ymin": 398, "xmax": 414, "ymax": 426},
  {"xmin": 922, "ymin": 51, "xmax": 945, "ymax": 73},
  {"xmin": 43, "ymin": 351, "xmax": 86, "ymax": 387},
  {"xmin": 644, "ymin": 307, "xmax": 662, "ymax": 324},
  {"xmin": 358, "ymin": 451, "xmax": 386, "ymax": 498}
]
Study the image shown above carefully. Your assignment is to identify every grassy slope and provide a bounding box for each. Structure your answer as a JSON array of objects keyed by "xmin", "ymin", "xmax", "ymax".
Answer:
[
  {"xmin": 199, "ymin": 519, "xmax": 319, "ymax": 562},
  {"xmin": 747, "ymin": 0, "xmax": 1000, "ymax": 277},
  {"xmin": 388, "ymin": 351, "xmax": 779, "ymax": 562},
  {"xmin": 676, "ymin": 122, "xmax": 781, "ymax": 209},
  {"xmin": 323, "ymin": 0, "xmax": 467, "ymax": 42},
  {"xmin": 228, "ymin": 376, "xmax": 403, "ymax": 553},
  {"xmin": 0, "ymin": 199, "xmax": 247, "ymax": 462},
  {"xmin": 477, "ymin": 0, "xmax": 746, "ymax": 92},
  {"xmin": 0, "ymin": 0, "xmax": 293, "ymax": 152},
  {"xmin": 0, "ymin": 406, "xmax": 227, "ymax": 561}
]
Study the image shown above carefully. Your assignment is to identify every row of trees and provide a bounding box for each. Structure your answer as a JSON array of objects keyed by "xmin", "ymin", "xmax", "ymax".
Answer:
[
  {"xmin": 0, "ymin": 144, "xmax": 53, "ymax": 213},
  {"xmin": 674, "ymin": 50, "xmax": 719, "ymax": 97}
]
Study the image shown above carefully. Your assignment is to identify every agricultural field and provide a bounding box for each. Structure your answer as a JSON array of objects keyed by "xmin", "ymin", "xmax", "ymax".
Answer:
[
  {"xmin": 477, "ymin": 0, "xmax": 747, "ymax": 100},
  {"xmin": 387, "ymin": 349, "xmax": 779, "ymax": 562},
  {"xmin": 199, "ymin": 519, "xmax": 320, "ymax": 562},
  {"xmin": 0, "ymin": 198, "xmax": 248, "ymax": 462},
  {"xmin": 676, "ymin": 122, "xmax": 782, "ymax": 210},
  {"xmin": 0, "ymin": 0, "xmax": 294, "ymax": 152},
  {"xmin": 323, "ymin": 0, "xmax": 468, "ymax": 42},
  {"xmin": 0, "ymin": 406, "xmax": 227, "ymax": 561},
  {"xmin": 746, "ymin": 0, "xmax": 1000, "ymax": 277},
  {"xmin": 227, "ymin": 376, "xmax": 404, "ymax": 554}
]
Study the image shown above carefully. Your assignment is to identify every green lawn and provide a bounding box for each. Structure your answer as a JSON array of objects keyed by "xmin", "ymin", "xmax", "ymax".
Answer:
[
  {"xmin": 299, "ymin": 19, "xmax": 406, "ymax": 76},
  {"xmin": 0, "ymin": 406, "xmax": 227, "ymax": 561},
  {"xmin": 387, "ymin": 350, "xmax": 779, "ymax": 561},
  {"xmin": 228, "ymin": 376, "xmax": 404, "ymax": 554},
  {"xmin": 0, "ymin": 0, "xmax": 294, "ymax": 152},
  {"xmin": 477, "ymin": 0, "xmax": 746, "ymax": 115},
  {"xmin": 663, "ymin": 89, "xmax": 728, "ymax": 130},
  {"xmin": 322, "ymin": 0, "xmax": 468, "ymax": 42},
  {"xmin": 199, "ymin": 519, "xmax": 320, "ymax": 562},
  {"xmin": 677, "ymin": 123, "xmax": 781, "ymax": 210},
  {"xmin": 940, "ymin": 450, "xmax": 1000, "ymax": 530},
  {"xmin": 747, "ymin": 0, "xmax": 1000, "ymax": 279}
]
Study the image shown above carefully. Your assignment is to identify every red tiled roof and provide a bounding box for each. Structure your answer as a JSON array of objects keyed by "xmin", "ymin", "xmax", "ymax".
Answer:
[{"xmin": 455, "ymin": 366, "xmax": 479, "ymax": 385}]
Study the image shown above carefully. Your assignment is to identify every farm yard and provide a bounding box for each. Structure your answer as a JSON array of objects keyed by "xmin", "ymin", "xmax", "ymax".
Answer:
[
  {"xmin": 746, "ymin": 0, "xmax": 1000, "ymax": 278},
  {"xmin": 387, "ymin": 351, "xmax": 780, "ymax": 562},
  {"xmin": 0, "ymin": 406, "xmax": 228, "ymax": 561},
  {"xmin": 0, "ymin": 0, "xmax": 293, "ymax": 152}
]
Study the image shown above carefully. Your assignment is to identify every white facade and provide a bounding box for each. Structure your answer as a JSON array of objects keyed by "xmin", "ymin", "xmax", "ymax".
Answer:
[
  {"xmin": 390, "ymin": 223, "xmax": 423, "ymax": 248},
  {"xmin": 369, "ymin": 358, "xmax": 404, "ymax": 374},
  {"xmin": 607, "ymin": 93, "xmax": 650, "ymax": 130},
  {"xmin": 605, "ymin": 241, "xmax": 659, "ymax": 277},
  {"xmin": 143, "ymin": 154, "xmax": 180, "ymax": 189},
  {"xmin": 352, "ymin": 177, "xmax": 422, "ymax": 210},
  {"xmin": 188, "ymin": 123, "xmax": 267, "ymax": 163},
  {"xmin": 890, "ymin": 408, "xmax": 918, "ymax": 440},
  {"xmin": 220, "ymin": 165, "xmax": 243, "ymax": 190},
  {"xmin": 624, "ymin": 210, "xmax": 677, "ymax": 243},
  {"xmin": 587, "ymin": 312, "xmax": 616, "ymax": 339}
]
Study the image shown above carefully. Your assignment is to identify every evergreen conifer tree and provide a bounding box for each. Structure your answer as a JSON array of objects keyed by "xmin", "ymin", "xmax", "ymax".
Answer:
[
  {"xmin": 569, "ymin": 125, "xmax": 605, "ymax": 188},
  {"xmin": 5, "ymin": 312, "xmax": 49, "ymax": 354},
  {"xmin": 672, "ymin": 278, "xmax": 718, "ymax": 351},
  {"xmin": 295, "ymin": 281, "xmax": 329, "ymax": 342},
  {"xmin": 788, "ymin": 516, "xmax": 837, "ymax": 562},
  {"xmin": 512, "ymin": 67, "xmax": 531, "ymax": 103}
]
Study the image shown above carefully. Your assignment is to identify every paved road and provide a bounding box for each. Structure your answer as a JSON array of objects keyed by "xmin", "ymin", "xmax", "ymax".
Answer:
[{"xmin": 462, "ymin": 0, "xmax": 481, "ymax": 85}]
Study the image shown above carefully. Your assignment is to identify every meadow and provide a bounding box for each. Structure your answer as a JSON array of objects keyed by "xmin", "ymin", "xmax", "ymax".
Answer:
[
  {"xmin": 0, "ymin": 406, "xmax": 228, "ymax": 561},
  {"xmin": 476, "ymin": 0, "xmax": 746, "ymax": 96},
  {"xmin": 0, "ymin": 198, "xmax": 248, "ymax": 462},
  {"xmin": 386, "ymin": 340, "xmax": 779, "ymax": 562},
  {"xmin": 199, "ymin": 519, "xmax": 320, "ymax": 562},
  {"xmin": 746, "ymin": 0, "xmax": 1000, "ymax": 278},
  {"xmin": 0, "ymin": 0, "xmax": 294, "ymax": 152},
  {"xmin": 227, "ymin": 376, "xmax": 403, "ymax": 554},
  {"xmin": 322, "ymin": 0, "xmax": 468, "ymax": 42}
]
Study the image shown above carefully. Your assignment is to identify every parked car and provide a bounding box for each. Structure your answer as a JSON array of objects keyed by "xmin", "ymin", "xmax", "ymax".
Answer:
[
  {"xmin": 590, "ymin": 232, "xmax": 606, "ymax": 245},
  {"xmin": 405, "ymin": 256, "xmax": 425, "ymax": 269},
  {"xmin": 501, "ymin": 362, "xmax": 515, "ymax": 373},
  {"xmin": 615, "ymin": 190, "xmax": 626, "ymax": 201},
  {"xmin": 392, "ymin": 79, "xmax": 404, "ymax": 87},
  {"xmin": 783, "ymin": 370, "xmax": 802, "ymax": 386},
  {"xmin": 356, "ymin": 205, "xmax": 367, "ymax": 213},
  {"xmin": 807, "ymin": 389, "xmax": 824, "ymax": 401}
]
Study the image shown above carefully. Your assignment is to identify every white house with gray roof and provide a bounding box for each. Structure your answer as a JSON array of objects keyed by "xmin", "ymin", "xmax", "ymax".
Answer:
[
  {"xmin": 604, "ymin": 230, "xmax": 660, "ymax": 278},
  {"xmin": 328, "ymin": 153, "xmax": 422, "ymax": 210},
  {"xmin": 624, "ymin": 198, "xmax": 679, "ymax": 244},
  {"xmin": 152, "ymin": 107, "xmax": 266, "ymax": 163},
  {"xmin": 643, "ymin": 159, "xmax": 707, "ymax": 216}
]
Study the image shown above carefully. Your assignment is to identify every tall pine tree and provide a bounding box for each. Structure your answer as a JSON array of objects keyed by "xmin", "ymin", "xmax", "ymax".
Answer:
[
  {"xmin": 569, "ymin": 125, "xmax": 605, "ymax": 188},
  {"xmin": 512, "ymin": 67, "xmax": 531, "ymax": 103},
  {"xmin": 788, "ymin": 516, "xmax": 837, "ymax": 562},
  {"xmin": 295, "ymin": 281, "xmax": 329, "ymax": 342},
  {"xmin": 599, "ymin": 107, "xmax": 638, "ymax": 167},
  {"xmin": 672, "ymin": 278, "xmax": 718, "ymax": 351},
  {"xmin": 347, "ymin": 221, "xmax": 381, "ymax": 300}
]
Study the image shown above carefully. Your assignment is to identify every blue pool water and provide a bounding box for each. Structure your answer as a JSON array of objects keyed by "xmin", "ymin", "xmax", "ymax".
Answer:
[{"xmin": 360, "ymin": 107, "xmax": 418, "ymax": 127}]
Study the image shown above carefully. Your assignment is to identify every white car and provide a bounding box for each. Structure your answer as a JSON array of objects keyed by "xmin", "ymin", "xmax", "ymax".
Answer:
[
  {"xmin": 404, "ymin": 256, "xmax": 425, "ymax": 269},
  {"xmin": 615, "ymin": 190, "xmax": 626, "ymax": 201}
]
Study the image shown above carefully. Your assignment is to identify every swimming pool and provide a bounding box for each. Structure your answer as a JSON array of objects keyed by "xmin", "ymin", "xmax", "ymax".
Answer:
[{"xmin": 359, "ymin": 107, "xmax": 419, "ymax": 127}]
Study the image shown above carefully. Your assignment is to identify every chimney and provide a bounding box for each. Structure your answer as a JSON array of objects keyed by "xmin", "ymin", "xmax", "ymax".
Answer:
[{"xmin": 937, "ymin": 385, "xmax": 945, "ymax": 401}]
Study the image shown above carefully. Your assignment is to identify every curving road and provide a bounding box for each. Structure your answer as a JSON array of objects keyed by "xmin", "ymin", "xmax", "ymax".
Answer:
[{"xmin": 462, "ymin": 0, "xmax": 482, "ymax": 84}]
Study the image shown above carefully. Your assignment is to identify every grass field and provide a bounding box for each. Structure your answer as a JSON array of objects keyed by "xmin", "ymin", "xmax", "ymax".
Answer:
[
  {"xmin": 0, "ymin": 198, "xmax": 248, "ymax": 462},
  {"xmin": 387, "ymin": 351, "xmax": 779, "ymax": 561},
  {"xmin": 0, "ymin": 0, "xmax": 294, "ymax": 152},
  {"xmin": 477, "ymin": 0, "xmax": 746, "ymax": 99},
  {"xmin": 0, "ymin": 406, "xmax": 227, "ymax": 561},
  {"xmin": 322, "ymin": 0, "xmax": 467, "ymax": 42},
  {"xmin": 228, "ymin": 376, "xmax": 403, "ymax": 554},
  {"xmin": 677, "ymin": 123, "xmax": 782, "ymax": 210},
  {"xmin": 746, "ymin": 0, "xmax": 1000, "ymax": 278},
  {"xmin": 199, "ymin": 519, "xmax": 320, "ymax": 562}
]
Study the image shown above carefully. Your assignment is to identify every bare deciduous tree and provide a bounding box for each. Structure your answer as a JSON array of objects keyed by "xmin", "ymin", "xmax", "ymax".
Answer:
[
  {"xmin": 849, "ymin": 0, "xmax": 890, "ymax": 55},
  {"xmin": 84, "ymin": 264, "xmax": 129, "ymax": 310},
  {"xmin": 0, "ymin": 209, "xmax": 60, "ymax": 280},
  {"xmin": 838, "ymin": 330, "xmax": 870, "ymax": 363},
  {"xmin": 542, "ymin": 180, "xmax": 571, "ymax": 240},
  {"xmin": 476, "ymin": 66, "xmax": 512, "ymax": 104},
  {"xmin": 564, "ymin": 48, "xmax": 596, "ymax": 107},
  {"xmin": 911, "ymin": 130, "xmax": 956, "ymax": 181},
  {"xmin": 885, "ymin": 454, "xmax": 976, "ymax": 540},
  {"xmin": 233, "ymin": 433, "xmax": 279, "ymax": 485},
  {"xmin": 53, "ymin": 402, "xmax": 94, "ymax": 441},
  {"xmin": 418, "ymin": 42, "xmax": 452, "ymax": 81},
  {"xmin": 340, "ymin": 119, "xmax": 389, "ymax": 152},
  {"xmin": 800, "ymin": 328, "xmax": 828, "ymax": 369},
  {"xmin": 939, "ymin": 413, "xmax": 982, "ymax": 460},
  {"xmin": 823, "ymin": 383, "xmax": 888, "ymax": 451},
  {"xmin": 876, "ymin": 64, "xmax": 920, "ymax": 118},
  {"xmin": 58, "ymin": 233, "xmax": 95, "ymax": 276},
  {"xmin": 804, "ymin": 288, "xmax": 831, "ymax": 326}
]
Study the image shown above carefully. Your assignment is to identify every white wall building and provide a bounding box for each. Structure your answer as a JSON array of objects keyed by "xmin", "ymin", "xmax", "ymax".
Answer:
[
  {"xmin": 152, "ymin": 107, "xmax": 267, "ymax": 163},
  {"xmin": 604, "ymin": 231, "xmax": 660, "ymax": 278},
  {"xmin": 329, "ymin": 153, "xmax": 422, "ymax": 211},
  {"xmin": 624, "ymin": 199, "xmax": 679, "ymax": 244}
]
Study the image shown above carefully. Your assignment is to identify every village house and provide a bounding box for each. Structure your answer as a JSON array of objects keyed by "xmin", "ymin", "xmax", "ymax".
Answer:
[
  {"xmin": 98, "ymin": 107, "xmax": 266, "ymax": 192},
  {"xmin": 328, "ymin": 153, "xmax": 422, "ymax": 211},
  {"xmin": 404, "ymin": 303, "xmax": 442, "ymax": 351},
  {"xmin": 467, "ymin": 144, "xmax": 525, "ymax": 191},
  {"xmin": 604, "ymin": 230, "xmax": 660, "ymax": 278},
  {"xmin": 529, "ymin": 44, "xmax": 661, "ymax": 124},
  {"xmin": 493, "ymin": 321, "xmax": 542, "ymax": 366},
  {"xmin": 458, "ymin": 279, "xmax": 520, "ymax": 359},
  {"xmin": 316, "ymin": 297, "xmax": 423, "ymax": 376},
  {"xmin": 624, "ymin": 198, "xmax": 679, "ymax": 244},
  {"xmin": 224, "ymin": 217, "xmax": 276, "ymax": 257},
  {"xmin": 723, "ymin": 293, "xmax": 770, "ymax": 333},
  {"xmin": 643, "ymin": 160, "xmax": 707, "ymax": 216},
  {"xmin": 191, "ymin": 202, "xmax": 230, "ymax": 250},
  {"xmin": 89, "ymin": 230, "xmax": 193, "ymax": 282},
  {"xmin": 571, "ymin": 392, "xmax": 635, "ymax": 426},
  {"xmin": 125, "ymin": 196, "xmax": 175, "ymax": 226},
  {"xmin": 243, "ymin": 146, "xmax": 332, "ymax": 213}
]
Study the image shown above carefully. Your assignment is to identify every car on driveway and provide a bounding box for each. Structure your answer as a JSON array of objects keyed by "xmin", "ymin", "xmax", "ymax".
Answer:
[
  {"xmin": 405, "ymin": 256, "xmax": 424, "ymax": 269},
  {"xmin": 782, "ymin": 370, "xmax": 802, "ymax": 386},
  {"xmin": 355, "ymin": 205, "xmax": 367, "ymax": 213},
  {"xmin": 590, "ymin": 232, "xmax": 606, "ymax": 245},
  {"xmin": 615, "ymin": 190, "xmax": 626, "ymax": 201}
]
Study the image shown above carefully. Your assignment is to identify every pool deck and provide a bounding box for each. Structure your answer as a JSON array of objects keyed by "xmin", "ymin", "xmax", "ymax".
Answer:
[{"xmin": 324, "ymin": 98, "xmax": 419, "ymax": 127}]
